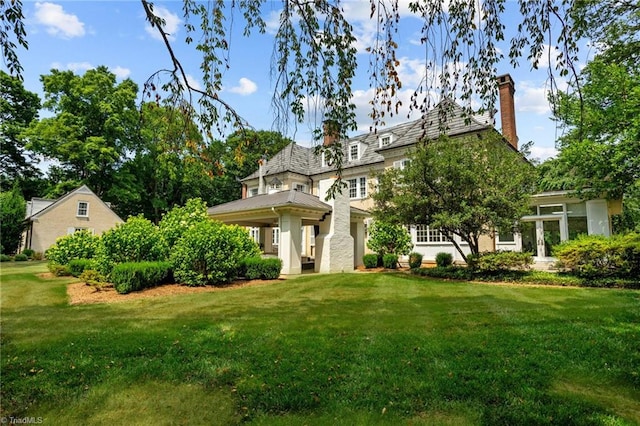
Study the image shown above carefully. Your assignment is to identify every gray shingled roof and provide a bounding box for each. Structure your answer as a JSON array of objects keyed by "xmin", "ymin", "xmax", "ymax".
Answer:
[
  {"xmin": 242, "ymin": 99, "xmax": 494, "ymax": 180},
  {"xmin": 208, "ymin": 189, "xmax": 331, "ymax": 215}
]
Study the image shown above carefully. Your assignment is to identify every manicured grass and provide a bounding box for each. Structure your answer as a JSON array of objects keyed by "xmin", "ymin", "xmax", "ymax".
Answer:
[{"xmin": 1, "ymin": 262, "xmax": 639, "ymax": 425}]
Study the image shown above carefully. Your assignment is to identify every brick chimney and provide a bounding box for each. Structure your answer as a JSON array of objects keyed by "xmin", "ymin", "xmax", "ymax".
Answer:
[
  {"xmin": 497, "ymin": 74, "xmax": 518, "ymax": 150},
  {"xmin": 323, "ymin": 120, "xmax": 339, "ymax": 146}
]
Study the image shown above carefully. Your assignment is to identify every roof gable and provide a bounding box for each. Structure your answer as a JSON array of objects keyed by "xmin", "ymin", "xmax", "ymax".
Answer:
[{"xmin": 26, "ymin": 185, "xmax": 123, "ymax": 222}]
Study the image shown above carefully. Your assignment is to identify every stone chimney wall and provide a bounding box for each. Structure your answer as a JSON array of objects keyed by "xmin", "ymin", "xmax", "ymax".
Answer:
[{"xmin": 498, "ymin": 74, "xmax": 518, "ymax": 150}]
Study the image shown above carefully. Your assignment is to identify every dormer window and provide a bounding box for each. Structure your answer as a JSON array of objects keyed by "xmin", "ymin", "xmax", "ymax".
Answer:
[
  {"xmin": 321, "ymin": 152, "xmax": 334, "ymax": 168},
  {"xmin": 348, "ymin": 142, "xmax": 360, "ymax": 161},
  {"xmin": 379, "ymin": 134, "xmax": 392, "ymax": 148}
]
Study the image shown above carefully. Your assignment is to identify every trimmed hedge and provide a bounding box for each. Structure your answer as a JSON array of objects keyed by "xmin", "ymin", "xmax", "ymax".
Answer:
[
  {"xmin": 363, "ymin": 254, "xmax": 378, "ymax": 269},
  {"xmin": 67, "ymin": 258, "xmax": 95, "ymax": 277},
  {"xmin": 382, "ymin": 253, "xmax": 398, "ymax": 269},
  {"xmin": 111, "ymin": 261, "xmax": 172, "ymax": 294},
  {"xmin": 435, "ymin": 252, "xmax": 453, "ymax": 267},
  {"xmin": 467, "ymin": 251, "xmax": 533, "ymax": 272},
  {"xmin": 21, "ymin": 249, "xmax": 35, "ymax": 259},
  {"xmin": 242, "ymin": 257, "xmax": 282, "ymax": 280},
  {"xmin": 553, "ymin": 233, "xmax": 640, "ymax": 279},
  {"xmin": 408, "ymin": 252, "xmax": 423, "ymax": 269},
  {"xmin": 0, "ymin": 254, "xmax": 10, "ymax": 262}
]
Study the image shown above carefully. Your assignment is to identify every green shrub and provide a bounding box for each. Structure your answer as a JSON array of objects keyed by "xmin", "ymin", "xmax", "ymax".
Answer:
[
  {"xmin": 111, "ymin": 261, "xmax": 172, "ymax": 294},
  {"xmin": 32, "ymin": 252, "xmax": 43, "ymax": 260},
  {"xmin": 21, "ymin": 248, "xmax": 35, "ymax": 259},
  {"xmin": 408, "ymin": 252, "xmax": 423, "ymax": 269},
  {"xmin": 382, "ymin": 253, "xmax": 398, "ymax": 269},
  {"xmin": 13, "ymin": 253, "xmax": 28, "ymax": 261},
  {"xmin": 0, "ymin": 254, "xmax": 11, "ymax": 262},
  {"xmin": 171, "ymin": 221, "xmax": 261, "ymax": 286},
  {"xmin": 48, "ymin": 262, "xmax": 71, "ymax": 276},
  {"xmin": 79, "ymin": 269, "xmax": 108, "ymax": 291},
  {"xmin": 96, "ymin": 215, "xmax": 168, "ymax": 276},
  {"xmin": 467, "ymin": 251, "xmax": 533, "ymax": 272},
  {"xmin": 158, "ymin": 198, "xmax": 209, "ymax": 249},
  {"xmin": 553, "ymin": 233, "xmax": 640, "ymax": 278},
  {"xmin": 45, "ymin": 230, "xmax": 100, "ymax": 265},
  {"xmin": 413, "ymin": 266, "xmax": 472, "ymax": 280},
  {"xmin": 435, "ymin": 252, "xmax": 453, "ymax": 267},
  {"xmin": 363, "ymin": 253, "xmax": 378, "ymax": 269},
  {"xmin": 242, "ymin": 257, "xmax": 282, "ymax": 280},
  {"xmin": 67, "ymin": 258, "xmax": 95, "ymax": 277},
  {"xmin": 367, "ymin": 221, "xmax": 413, "ymax": 256}
]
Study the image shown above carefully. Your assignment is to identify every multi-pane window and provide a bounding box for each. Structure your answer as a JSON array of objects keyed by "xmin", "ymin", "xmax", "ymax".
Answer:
[
  {"xmin": 294, "ymin": 183, "xmax": 307, "ymax": 192},
  {"xmin": 77, "ymin": 201, "xmax": 88, "ymax": 217},
  {"xmin": 393, "ymin": 158, "xmax": 410, "ymax": 170},
  {"xmin": 272, "ymin": 228, "xmax": 280, "ymax": 246},
  {"xmin": 379, "ymin": 134, "xmax": 392, "ymax": 148},
  {"xmin": 250, "ymin": 227, "xmax": 260, "ymax": 244},
  {"xmin": 348, "ymin": 143, "xmax": 359, "ymax": 161},
  {"xmin": 415, "ymin": 225, "xmax": 445, "ymax": 243},
  {"xmin": 348, "ymin": 177, "xmax": 367, "ymax": 199},
  {"xmin": 248, "ymin": 188, "xmax": 258, "ymax": 197}
]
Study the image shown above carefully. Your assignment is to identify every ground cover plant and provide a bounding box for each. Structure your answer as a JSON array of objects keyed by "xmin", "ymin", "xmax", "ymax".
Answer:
[{"xmin": 1, "ymin": 262, "xmax": 639, "ymax": 425}]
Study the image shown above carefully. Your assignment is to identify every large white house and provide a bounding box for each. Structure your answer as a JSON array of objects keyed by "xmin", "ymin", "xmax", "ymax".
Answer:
[{"xmin": 208, "ymin": 75, "xmax": 620, "ymax": 274}]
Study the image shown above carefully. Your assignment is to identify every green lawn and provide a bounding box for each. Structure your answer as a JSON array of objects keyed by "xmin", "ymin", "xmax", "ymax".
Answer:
[{"xmin": 1, "ymin": 261, "xmax": 639, "ymax": 425}]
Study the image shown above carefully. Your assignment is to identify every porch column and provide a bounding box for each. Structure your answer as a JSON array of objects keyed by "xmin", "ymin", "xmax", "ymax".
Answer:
[
  {"xmin": 352, "ymin": 220, "xmax": 365, "ymax": 268},
  {"xmin": 279, "ymin": 212, "xmax": 302, "ymax": 275}
]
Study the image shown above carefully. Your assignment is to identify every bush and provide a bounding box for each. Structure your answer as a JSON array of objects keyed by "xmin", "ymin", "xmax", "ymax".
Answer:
[
  {"xmin": 67, "ymin": 259, "xmax": 95, "ymax": 277},
  {"xmin": 435, "ymin": 252, "xmax": 453, "ymax": 267},
  {"xmin": 467, "ymin": 251, "xmax": 533, "ymax": 272},
  {"xmin": 111, "ymin": 261, "xmax": 172, "ymax": 294},
  {"xmin": 367, "ymin": 221, "xmax": 413, "ymax": 257},
  {"xmin": 158, "ymin": 198, "xmax": 209, "ymax": 249},
  {"xmin": 171, "ymin": 221, "xmax": 261, "ymax": 286},
  {"xmin": 79, "ymin": 269, "xmax": 108, "ymax": 291},
  {"xmin": 32, "ymin": 252, "xmax": 43, "ymax": 260},
  {"xmin": 242, "ymin": 257, "xmax": 282, "ymax": 280},
  {"xmin": 45, "ymin": 230, "xmax": 100, "ymax": 265},
  {"xmin": 96, "ymin": 215, "xmax": 168, "ymax": 276},
  {"xmin": 382, "ymin": 253, "xmax": 398, "ymax": 269},
  {"xmin": 408, "ymin": 252, "xmax": 423, "ymax": 269},
  {"xmin": 363, "ymin": 253, "xmax": 378, "ymax": 269},
  {"xmin": 13, "ymin": 253, "xmax": 28, "ymax": 261},
  {"xmin": 1, "ymin": 254, "xmax": 11, "ymax": 262},
  {"xmin": 553, "ymin": 233, "xmax": 640, "ymax": 279},
  {"xmin": 21, "ymin": 248, "xmax": 35, "ymax": 259},
  {"xmin": 48, "ymin": 262, "xmax": 71, "ymax": 276},
  {"xmin": 412, "ymin": 266, "xmax": 472, "ymax": 280}
]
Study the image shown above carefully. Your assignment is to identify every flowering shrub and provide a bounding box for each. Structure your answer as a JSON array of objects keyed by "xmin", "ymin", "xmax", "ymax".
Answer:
[
  {"xmin": 171, "ymin": 220, "xmax": 260, "ymax": 286},
  {"xmin": 45, "ymin": 230, "xmax": 100, "ymax": 265},
  {"xmin": 158, "ymin": 198, "xmax": 209, "ymax": 249},
  {"xmin": 95, "ymin": 215, "xmax": 168, "ymax": 276}
]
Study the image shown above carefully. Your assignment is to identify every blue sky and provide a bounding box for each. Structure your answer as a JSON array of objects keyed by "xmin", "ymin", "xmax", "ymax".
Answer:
[{"xmin": 8, "ymin": 1, "xmax": 588, "ymax": 161}]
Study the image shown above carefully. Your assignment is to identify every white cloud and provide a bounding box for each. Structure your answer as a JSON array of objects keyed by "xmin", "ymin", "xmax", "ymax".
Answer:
[
  {"xmin": 145, "ymin": 5, "xmax": 181, "ymax": 41},
  {"xmin": 530, "ymin": 145, "xmax": 557, "ymax": 161},
  {"xmin": 35, "ymin": 2, "xmax": 85, "ymax": 39},
  {"xmin": 229, "ymin": 78, "xmax": 257, "ymax": 95},
  {"xmin": 184, "ymin": 74, "xmax": 202, "ymax": 91},
  {"xmin": 112, "ymin": 66, "xmax": 131, "ymax": 79},
  {"xmin": 515, "ymin": 81, "xmax": 551, "ymax": 115}
]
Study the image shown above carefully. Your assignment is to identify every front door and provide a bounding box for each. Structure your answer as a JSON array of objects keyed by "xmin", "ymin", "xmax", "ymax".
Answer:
[{"xmin": 521, "ymin": 219, "xmax": 562, "ymax": 259}]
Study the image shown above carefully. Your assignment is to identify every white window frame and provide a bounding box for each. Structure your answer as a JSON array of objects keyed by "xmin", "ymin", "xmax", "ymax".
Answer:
[
  {"xmin": 348, "ymin": 142, "xmax": 360, "ymax": 161},
  {"xmin": 415, "ymin": 225, "xmax": 446, "ymax": 244},
  {"xmin": 348, "ymin": 176, "xmax": 367, "ymax": 200},
  {"xmin": 272, "ymin": 227, "xmax": 280, "ymax": 246},
  {"xmin": 293, "ymin": 183, "xmax": 307, "ymax": 193},
  {"xmin": 393, "ymin": 158, "xmax": 410, "ymax": 170},
  {"xmin": 248, "ymin": 188, "xmax": 259, "ymax": 197},
  {"xmin": 379, "ymin": 134, "xmax": 392, "ymax": 148},
  {"xmin": 249, "ymin": 227, "xmax": 260, "ymax": 244},
  {"xmin": 77, "ymin": 201, "xmax": 89, "ymax": 217}
]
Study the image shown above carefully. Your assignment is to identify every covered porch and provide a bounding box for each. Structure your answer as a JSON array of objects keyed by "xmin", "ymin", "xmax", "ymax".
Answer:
[{"xmin": 207, "ymin": 188, "xmax": 369, "ymax": 275}]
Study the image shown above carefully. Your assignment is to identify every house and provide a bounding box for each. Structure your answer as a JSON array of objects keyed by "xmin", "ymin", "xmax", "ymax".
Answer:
[
  {"xmin": 21, "ymin": 185, "xmax": 123, "ymax": 254},
  {"xmin": 208, "ymin": 74, "xmax": 619, "ymax": 273}
]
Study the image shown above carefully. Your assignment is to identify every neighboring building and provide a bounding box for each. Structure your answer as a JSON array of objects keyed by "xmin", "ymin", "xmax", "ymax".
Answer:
[
  {"xmin": 21, "ymin": 185, "xmax": 123, "ymax": 254},
  {"xmin": 208, "ymin": 74, "xmax": 619, "ymax": 273}
]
